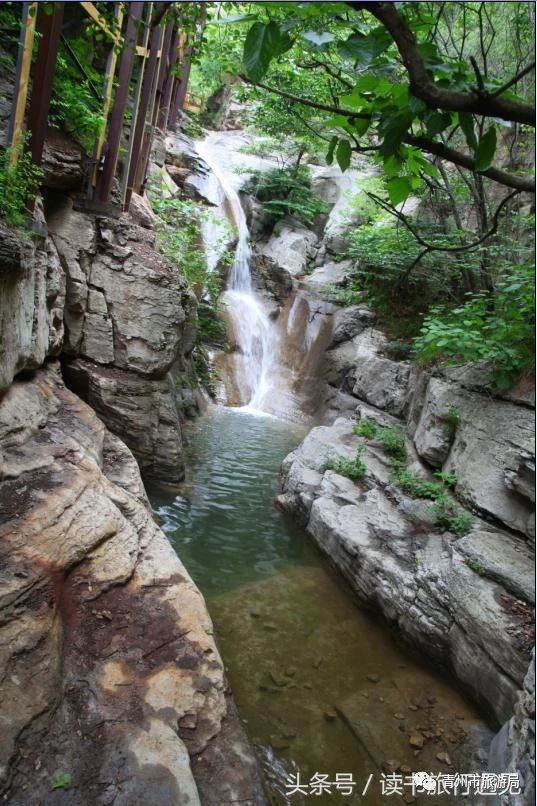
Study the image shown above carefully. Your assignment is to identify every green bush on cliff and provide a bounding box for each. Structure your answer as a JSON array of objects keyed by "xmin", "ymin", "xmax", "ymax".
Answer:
[
  {"xmin": 326, "ymin": 446, "xmax": 366, "ymax": 481},
  {"xmin": 242, "ymin": 165, "xmax": 328, "ymax": 226},
  {"xmin": 0, "ymin": 142, "xmax": 43, "ymax": 227},
  {"xmin": 413, "ymin": 261, "xmax": 535, "ymax": 389}
]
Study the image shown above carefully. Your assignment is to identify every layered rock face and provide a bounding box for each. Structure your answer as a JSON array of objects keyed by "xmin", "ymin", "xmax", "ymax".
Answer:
[
  {"xmin": 0, "ymin": 364, "xmax": 264, "ymax": 804},
  {"xmin": 46, "ymin": 196, "xmax": 198, "ymax": 483},
  {"xmin": 279, "ymin": 312, "xmax": 535, "ymax": 799}
]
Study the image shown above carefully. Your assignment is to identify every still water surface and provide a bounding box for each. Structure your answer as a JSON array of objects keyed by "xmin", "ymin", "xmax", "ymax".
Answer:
[{"xmin": 150, "ymin": 406, "xmax": 487, "ymax": 804}]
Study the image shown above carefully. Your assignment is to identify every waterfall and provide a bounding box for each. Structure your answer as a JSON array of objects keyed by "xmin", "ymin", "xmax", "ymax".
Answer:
[{"xmin": 197, "ymin": 137, "xmax": 278, "ymax": 412}]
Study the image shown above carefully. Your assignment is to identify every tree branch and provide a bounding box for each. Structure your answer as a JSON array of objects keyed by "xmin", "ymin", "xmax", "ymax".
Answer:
[
  {"xmin": 241, "ymin": 75, "xmax": 535, "ymax": 192},
  {"xmin": 347, "ymin": 1, "xmax": 535, "ymax": 126}
]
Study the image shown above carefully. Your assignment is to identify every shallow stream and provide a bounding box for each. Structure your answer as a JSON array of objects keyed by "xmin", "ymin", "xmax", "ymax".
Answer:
[{"xmin": 150, "ymin": 405, "xmax": 488, "ymax": 805}]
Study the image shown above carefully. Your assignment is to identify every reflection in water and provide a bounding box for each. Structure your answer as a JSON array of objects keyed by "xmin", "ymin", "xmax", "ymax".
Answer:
[{"xmin": 151, "ymin": 407, "xmax": 489, "ymax": 805}]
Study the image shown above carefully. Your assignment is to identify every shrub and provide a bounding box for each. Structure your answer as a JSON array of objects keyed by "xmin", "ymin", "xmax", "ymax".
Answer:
[
  {"xmin": 413, "ymin": 262, "xmax": 535, "ymax": 389},
  {"xmin": 390, "ymin": 464, "xmax": 444, "ymax": 500},
  {"xmin": 354, "ymin": 420, "xmax": 407, "ymax": 461},
  {"xmin": 49, "ymin": 42, "xmax": 104, "ymax": 153},
  {"xmin": 430, "ymin": 495, "xmax": 474, "ymax": 536},
  {"xmin": 326, "ymin": 446, "xmax": 366, "ymax": 481},
  {"xmin": 242, "ymin": 165, "xmax": 328, "ymax": 225},
  {"xmin": 378, "ymin": 426, "xmax": 407, "ymax": 461},
  {"xmin": 354, "ymin": 418, "xmax": 378, "ymax": 439},
  {"xmin": 0, "ymin": 142, "xmax": 43, "ymax": 227}
]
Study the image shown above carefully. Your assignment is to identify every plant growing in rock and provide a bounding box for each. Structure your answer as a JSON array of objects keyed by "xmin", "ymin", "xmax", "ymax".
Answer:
[
  {"xmin": 0, "ymin": 140, "xmax": 43, "ymax": 227},
  {"xmin": 465, "ymin": 556, "xmax": 485, "ymax": 576},
  {"xmin": 242, "ymin": 165, "xmax": 328, "ymax": 226},
  {"xmin": 440, "ymin": 404, "xmax": 461, "ymax": 437},
  {"xmin": 326, "ymin": 446, "xmax": 366, "ymax": 481},
  {"xmin": 354, "ymin": 418, "xmax": 377, "ymax": 439},
  {"xmin": 430, "ymin": 495, "xmax": 474, "ymax": 536},
  {"xmin": 434, "ymin": 470, "xmax": 458, "ymax": 489}
]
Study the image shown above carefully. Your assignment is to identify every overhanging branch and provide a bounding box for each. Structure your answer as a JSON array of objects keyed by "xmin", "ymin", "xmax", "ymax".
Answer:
[
  {"xmin": 347, "ymin": 1, "xmax": 535, "ymax": 126},
  {"xmin": 241, "ymin": 76, "xmax": 535, "ymax": 192}
]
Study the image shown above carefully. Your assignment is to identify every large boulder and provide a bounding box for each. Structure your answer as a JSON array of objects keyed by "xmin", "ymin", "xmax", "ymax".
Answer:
[
  {"xmin": 329, "ymin": 304, "xmax": 376, "ymax": 346},
  {"xmin": 41, "ymin": 128, "xmax": 84, "ymax": 191},
  {"xmin": 0, "ymin": 365, "xmax": 265, "ymax": 804},
  {"xmin": 412, "ymin": 375, "xmax": 535, "ymax": 538},
  {"xmin": 352, "ymin": 356, "xmax": 416, "ymax": 418},
  {"xmin": 260, "ymin": 216, "xmax": 317, "ymax": 278},
  {"xmin": 278, "ymin": 416, "xmax": 535, "ymax": 726},
  {"xmin": 300, "ymin": 259, "xmax": 353, "ymax": 295}
]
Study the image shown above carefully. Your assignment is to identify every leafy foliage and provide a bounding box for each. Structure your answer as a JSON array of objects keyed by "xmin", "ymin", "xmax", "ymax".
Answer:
[
  {"xmin": 430, "ymin": 495, "xmax": 474, "ymax": 536},
  {"xmin": 49, "ymin": 41, "xmax": 104, "ymax": 153},
  {"xmin": 0, "ymin": 142, "xmax": 43, "ymax": 227},
  {"xmin": 413, "ymin": 262, "xmax": 535, "ymax": 388},
  {"xmin": 242, "ymin": 165, "xmax": 328, "ymax": 225},
  {"xmin": 326, "ymin": 446, "xmax": 366, "ymax": 481}
]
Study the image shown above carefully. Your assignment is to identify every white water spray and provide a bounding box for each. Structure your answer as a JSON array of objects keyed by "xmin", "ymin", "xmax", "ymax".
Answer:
[{"xmin": 197, "ymin": 136, "xmax": 278, "ymax": 411}]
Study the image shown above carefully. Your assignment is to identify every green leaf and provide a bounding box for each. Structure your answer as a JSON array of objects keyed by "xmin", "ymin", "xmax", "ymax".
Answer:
[
  {"xmin": 387, "ymin": 176, "xmax": 412, "ymax": 206},
  {"xmin": 458, "ymin": 112, "xmax": 477, "ymax": 151},
  {"xmin": 302, "ymin": 30, "xmax": 336, "ymax": 47},
  {"xmin": 326, "ymin": 136, "xmax": 338, "ymax": 165},
  {"xmin": 339, "ymin": 26, "xmax": 391, "ymax": 65},
  {"xmin": 474, "ymin": 127, "xmax": 497, "ymax": 172},
  {"xmin": 51, "ymin": 772, "xmax": 72, "ymax": 791},
  {"xmin": 243, "ymin": 21, "xmax": 291, "ymax": 82},
  {"xmin": 336, "ymin": 139, "xmax": 352, "ymax": 171},
  {"xmin": 424, "ymin": 111, "xmax": 452, "ymax": 137}
]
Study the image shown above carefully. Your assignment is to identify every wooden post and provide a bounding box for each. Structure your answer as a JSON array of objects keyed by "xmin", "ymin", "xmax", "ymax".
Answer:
[
  {"xmin": 151, "ymin": 20, "xmax": 173, "ymax": 126},
  {"xmin": 27, "ymin": 2, "xmax": 64, "ymax": 167},
  {"xmin": 96, "ymin": 2, "xmax": 144, "ymax": 204},
  {"xmin": 124, "ymin": 16, "xmax": 164, "ymax": 209},
  {"xmin": 93, "ymin": 3, "xmax": 124, "ymax": 183},
  {"xmin": 157, "ymin": 28, "xmax": 179, "ymax": 131},
  {"xmin": 120, "ymin": 1, "xmax": 153, "ymax": 208},
  {"xmin": 6, "ymin": 2, "xmax": 37, "ymax": 160}
]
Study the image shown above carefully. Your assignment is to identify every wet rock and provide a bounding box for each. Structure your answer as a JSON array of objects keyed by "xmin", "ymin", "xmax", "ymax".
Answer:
[
  {"xmin": 323, "ymin": 710, "xmax": 337, "ymax": 721},
  {"xmin": 279, "ymin": 415, "xmax": 534, "ymax": 726},
  {"xmin": 436, "ymin": 752, "xmax": 452, "ymax": 765},
  {"xmin": 260, "ymin": 216, "xmax": 317, "ymax": 278},
  {"xmin": 367, "ymin": 674, "xmax": 381, "ymax": 684},
  {"xmin": 0, "ymin": 365, "xmax": 265, "ymax": 804}
]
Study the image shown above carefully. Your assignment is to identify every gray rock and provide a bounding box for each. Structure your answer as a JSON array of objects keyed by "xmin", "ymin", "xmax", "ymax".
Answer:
[
  {"xmin": 330, "ymin": 304, "xmax": 376, "ymax": 346},
  {"xmin": 0, "ymin": 202, "xmax": 66, "ymax": 394},
  {"xmin": 300, "ymin": 259, "xmax": 353, "ymax": 294},
  {"xmin": 324, "ymin": 327, "xmax": 386, "ymax": 388},
  {"xmin": 352, "ymin": 356, "xmax": 415, "ymax": 418},
  {"xmin": 41, "ymin": 129, "xmax": 83, "ymax": 190},
  {"xmin": 488, "ymin": 652, "xmax": 535, "ymax": 806},
  {"xmin": 260, "ymin": 216, "xmax": 317, "ymax": 278},
  {"xmin": 279, "ymin": 416, "xmax": 535, "ymax": 726},
  {"xmin": 411, "ymin": 376, "xmax": 535, "ymax": 537}
]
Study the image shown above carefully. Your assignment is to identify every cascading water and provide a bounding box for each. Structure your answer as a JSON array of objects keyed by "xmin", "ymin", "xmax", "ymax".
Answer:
[{"xmin": 197, "ymin": 137, "xmax": 278, "ymax": 411}]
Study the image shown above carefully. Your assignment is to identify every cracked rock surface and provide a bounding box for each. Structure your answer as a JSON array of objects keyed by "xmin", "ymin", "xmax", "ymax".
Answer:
[{"xmin": 0, "ymin": 363, "xmax": 265, "ymax": 805}]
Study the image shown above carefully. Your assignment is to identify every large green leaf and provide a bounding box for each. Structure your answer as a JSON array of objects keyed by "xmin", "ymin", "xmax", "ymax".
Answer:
[
  {"xmin": 458, "ymin": 112, "xmax": 478, "ymax": 151},
  {"xmin": 336, "ymin": 139, "xmax": 352, "ymax": 171},
  {"xmin": 339, "ymin": 26, "xmax": 391, "ymax": 65},
  {"xmin": 474, "ymin": 126, "xmax": 497, "ymax": 172},
  {"xmin": 387, "ymin": 176, "xmax": 412, "ymax": 206},
  {"xmin": 326, "ymin": 136, "xmax": 338, "ymax": 165},
  {"xmin": 243, "ymin": 21, "xmax": 292, "ymax": 82}
]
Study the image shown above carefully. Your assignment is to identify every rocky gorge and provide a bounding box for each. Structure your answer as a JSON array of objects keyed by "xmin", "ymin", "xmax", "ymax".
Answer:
[
  {"xmin": 0, "ymin": 112, "xmax": 534, "ymax": 806},
  {"xmin": 0, "ymin": 130, "xmax": 266, "ymax": 803}
]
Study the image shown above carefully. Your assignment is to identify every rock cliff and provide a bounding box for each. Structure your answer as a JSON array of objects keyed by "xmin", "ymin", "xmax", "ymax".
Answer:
[{"xmin": 0, "ymin": 364, "xmax": 264, "ymax": 803}]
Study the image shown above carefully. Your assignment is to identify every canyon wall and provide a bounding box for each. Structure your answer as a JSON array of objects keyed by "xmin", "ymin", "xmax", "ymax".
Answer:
[{"xmin": 0, "ymin": 135, "xmax": 266, "ymax": 803}]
